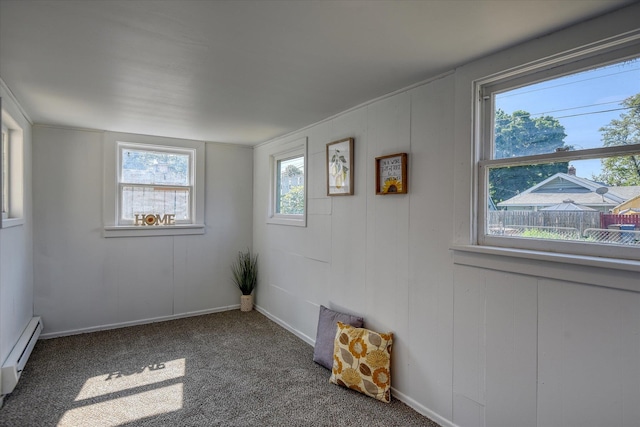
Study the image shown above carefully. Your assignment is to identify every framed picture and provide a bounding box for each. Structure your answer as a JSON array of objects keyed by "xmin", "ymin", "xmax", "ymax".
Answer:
[
  {"xmin": 326, "ymin": 137, "xmax": 354, "ymax": 196},
  {"xmin": 375, "ymin": 153, "xmax": 407, "ymax": 195}
]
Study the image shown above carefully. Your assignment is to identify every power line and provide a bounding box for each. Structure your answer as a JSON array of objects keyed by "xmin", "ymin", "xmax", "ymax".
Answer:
[
  {"xmin": 554, "ymin": 106, "xmax": 630, "ymax": 120},
  {"xmin": 527, "ymin": 99, "xmax": 628, "ymax": 117},
  {"xmin": 498, "ymin": 65, "xmax": 640, "ymax": 99},
  {"xmin": 502, "ymin": 105, "xmax": 632, "ymax": 122}
]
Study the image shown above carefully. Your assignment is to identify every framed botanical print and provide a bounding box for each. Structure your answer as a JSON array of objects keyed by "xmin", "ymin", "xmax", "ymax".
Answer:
[
  {"xmin": 326, "ymin": 137, "xmax": 354, "ymax": 196},
  {"xmin": 375, "ymin": 153, "xmax": 407, "ymax": 195}
]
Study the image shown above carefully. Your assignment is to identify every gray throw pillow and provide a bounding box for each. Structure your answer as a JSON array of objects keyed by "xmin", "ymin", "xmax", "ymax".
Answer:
[{"xmin": 313, "ymin": 305, "xmax": 364, "ymax": 370}]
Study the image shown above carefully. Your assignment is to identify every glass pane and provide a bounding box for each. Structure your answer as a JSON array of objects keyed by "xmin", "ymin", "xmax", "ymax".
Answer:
[
  {"xmin": 121, "ymin": 186, "xmax": 190, "ymax": 221},
  {"xmin": 121, "ymin": 148, "xmax": 190, "ymax": 186},
  {"xmin": 487, "ymin": 157, "xmax": 640, "ymax": 246},
  {"xmin": 276, "ymin": 156, "xmax": 304, "ymax": 215},
  {"xmin": 2, "ymin": 131, "xmax": 8, "ymax": 216},
  {"xmin": 494, "ymin": 57, "xmax": 640, "ymax": 158}
]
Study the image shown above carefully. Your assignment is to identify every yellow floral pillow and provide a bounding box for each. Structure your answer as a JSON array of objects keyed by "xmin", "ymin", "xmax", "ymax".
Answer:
[{"xmin": 329, "ymin": 322, "xmax": 393, "ymax": 403}]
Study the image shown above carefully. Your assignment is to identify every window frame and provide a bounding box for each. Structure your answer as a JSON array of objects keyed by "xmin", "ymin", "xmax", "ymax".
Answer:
[
  {"xmin": 475, "ymin": 40, "xmax": 640, "ymax": 261},
  {"xmin": 117, "ymin": 142, "xmax": 195, "ymax": 226},
  {"xmin": 1, "ymin": 105, "xmax": 24, "ymax": 229},
  {"xmin": 2, "ymin": 123, "xmax": 8, "ymax": 221},
  {"xmin": 267, "ymin": 138, "xmax": 307, "ymax": 227},
  {"xmin": 103, "ymin": 134, "xmax": 205, "ymax": 238}
]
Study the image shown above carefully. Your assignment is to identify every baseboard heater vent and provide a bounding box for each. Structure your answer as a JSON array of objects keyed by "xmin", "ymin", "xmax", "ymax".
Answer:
[{"xmin": 1, "ymin": 317, "xmax": 43, "ymax": 396}]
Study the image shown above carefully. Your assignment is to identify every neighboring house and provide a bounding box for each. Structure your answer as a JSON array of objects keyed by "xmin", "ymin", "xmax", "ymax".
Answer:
[
  {"xmin": 497, "ymin": 168, "xmax": 640, "ymax": 212},
  {"xmin": 613, "ymin": 194, "xmax": 640, "ymax": 214}
]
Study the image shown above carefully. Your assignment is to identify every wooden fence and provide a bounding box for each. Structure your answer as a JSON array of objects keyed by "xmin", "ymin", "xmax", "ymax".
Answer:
[
  {"xmin": 488, "ymin": 211, "xmax": 602, "ymax": 236},
  {"xmin": 601, "ymin": 214, "xmax": 640, "ymax": 229}
]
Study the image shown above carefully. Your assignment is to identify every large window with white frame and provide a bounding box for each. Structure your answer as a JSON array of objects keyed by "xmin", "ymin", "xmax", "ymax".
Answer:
[
  {"xmin": 477, "ymin": 41, "xmax": 640, "ymax": 261},
  {"xmin": 268, "ymin": 138, "xmax": 307, "ymax": 227}
]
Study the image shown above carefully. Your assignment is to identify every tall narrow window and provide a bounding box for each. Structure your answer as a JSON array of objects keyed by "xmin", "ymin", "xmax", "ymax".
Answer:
[
  {"xmin": 1, "ymin": 126, "xmax": 8, "ymax": 220},
  {"xmin": 268, "ymin": 138, "xmax": 307, "ymax": 227},
  {"xmin": 1, "ymin": 107, "xmax": 24, "ymax": 228}
]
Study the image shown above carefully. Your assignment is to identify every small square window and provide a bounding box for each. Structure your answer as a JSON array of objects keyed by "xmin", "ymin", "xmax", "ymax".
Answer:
[
  {"xmin": 103, "ymin": 135, "xmax": 205, "ymax": 237},
  {"xmin": 118, "ymin": 144, "xmax": 194, "ymax": 225}
]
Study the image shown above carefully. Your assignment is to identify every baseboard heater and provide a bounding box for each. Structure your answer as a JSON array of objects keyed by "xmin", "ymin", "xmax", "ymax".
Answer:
[{"xmin": 1, "ymin": 317, "xmax": 43, "ymax": 396}]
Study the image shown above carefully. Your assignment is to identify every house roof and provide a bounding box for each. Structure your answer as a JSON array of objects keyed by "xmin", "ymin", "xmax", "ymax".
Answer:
[
  {"xmin": 540, "ymin": 200, "xmax": 597, "ymax": 211},
  {"xmin": 497, "ymin": 173, "xmax": 640, "ymax": 208}
]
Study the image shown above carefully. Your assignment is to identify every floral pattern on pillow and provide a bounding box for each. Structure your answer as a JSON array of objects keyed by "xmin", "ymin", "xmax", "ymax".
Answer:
[{"xmin": 329, "ymin": 321, "xmax": 393, "ymax": 403}]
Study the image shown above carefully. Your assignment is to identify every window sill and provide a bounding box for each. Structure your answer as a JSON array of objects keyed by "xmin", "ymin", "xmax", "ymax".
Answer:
[
  {"xmin": 266, "ymin": 215, "xmax": 306, "ymax": 227},
  {"xmin": 103, "ymin": 224, "xmax": 205, "ymax": 238},
  {"xmin": 1, "ymin": 218, "xmax": 24, "ymax": 229},
  {"xmin": 451, "ymin": 245, "xmax": 640, "ymax": 293}
]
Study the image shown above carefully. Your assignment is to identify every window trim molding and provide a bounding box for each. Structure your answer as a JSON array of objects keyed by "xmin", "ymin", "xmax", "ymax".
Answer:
[
  {"xmin": 473, "ymin": 35, "xmax": 640, "ymax": 261},
  {"xmin": 116, "ymin": 141, "xmax": 195, "ymax": 226},
  {"xmin": 267, "ymin": 137, "xmax": 307, "ymax": 227},
  {"xmin": 451, "ymin": 244, "xmax": 640, "ymax": 292},
  {"xmin": 103, "ymin": 133, "xmax": 205, "ymax": 238},
  {"xmin": 1, "ymin": 106, "xmax": 24, "ymax": 229}
]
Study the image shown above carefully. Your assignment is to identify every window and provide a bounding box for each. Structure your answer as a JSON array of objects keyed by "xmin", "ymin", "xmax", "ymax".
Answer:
[
  {"xmin": 268, "ymin": 138, "xmax": 307, "ymax": 227},
  {"xmin": 1, "ymin": 125, "xmax": 8, "ymax": 221},
  {"xmin": 118, "ymin": 143, "xmax": 193, "ymax": 225},
  {"xmin": 478, "ymin": 42, "xmax": 640, "ymax": 261},
  {"xmin": 1, "ymin": 107, "xmax": 24, "ymax": 228},
  {"xmin": 103, "ymin": 134, "xmax": 204, "ymax": 237}
]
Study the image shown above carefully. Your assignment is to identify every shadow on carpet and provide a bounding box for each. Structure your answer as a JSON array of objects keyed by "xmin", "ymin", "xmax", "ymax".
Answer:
[{"xmin": 0, "ymin": 310, "xmax": 441, "ymax": 426}]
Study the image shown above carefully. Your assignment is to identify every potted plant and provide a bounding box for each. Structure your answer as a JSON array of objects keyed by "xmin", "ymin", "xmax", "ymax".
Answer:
[{"xmin": 231, "ymin": 249, "xmax": 258, "ymax": 311}]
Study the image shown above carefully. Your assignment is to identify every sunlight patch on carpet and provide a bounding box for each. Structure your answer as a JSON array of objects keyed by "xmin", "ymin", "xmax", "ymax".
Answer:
[
  {"xmin": 59, "ymin": 383, "xmax": 183, "ymax": 426},
  {"xmin": 75, "ymin": 358, "xmax": 186, "ymax": 400}
]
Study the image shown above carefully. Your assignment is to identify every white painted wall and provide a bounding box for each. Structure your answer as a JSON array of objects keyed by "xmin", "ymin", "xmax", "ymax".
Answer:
[
  {"xmin": 0, "ymin": 84, "xmax": 34, "ymax": 398},
  {"xmin": 32, "ymin": 125, "xmax": 253, "ymax": 336},
  {"xmin": 253, "ymin": 4, "xmax": 640, "ymax": 427}
]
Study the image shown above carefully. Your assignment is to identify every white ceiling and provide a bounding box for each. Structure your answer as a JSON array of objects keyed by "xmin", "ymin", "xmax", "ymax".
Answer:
[{"xmin": 0, "ymin": 0, "xmax": 634, "ymax": 145}]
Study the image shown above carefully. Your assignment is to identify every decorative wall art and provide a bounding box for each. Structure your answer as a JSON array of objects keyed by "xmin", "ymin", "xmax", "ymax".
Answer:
[
  {"xmin": 326, "ymin": 137, "xmax": 354, "ymax": 196},
  {"xmin": 375, "ymin": 153, "xmax": 407, "ymax": 195}
]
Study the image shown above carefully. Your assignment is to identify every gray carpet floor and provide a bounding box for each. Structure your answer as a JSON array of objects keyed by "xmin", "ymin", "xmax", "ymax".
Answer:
[{"xmin": 0, "ymin": 310, "xmax": 440, "ymax": 426}]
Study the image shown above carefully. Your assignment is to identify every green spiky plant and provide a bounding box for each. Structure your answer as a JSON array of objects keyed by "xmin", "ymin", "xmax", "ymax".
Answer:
[{"xmin": 231, "ymin": 249, "xmax": 258, "ymax": 295}]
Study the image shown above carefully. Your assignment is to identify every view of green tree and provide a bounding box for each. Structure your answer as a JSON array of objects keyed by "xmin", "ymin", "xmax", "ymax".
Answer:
[
  {"xmin": 280, "ymin": 185, "xmax": 304, "ymax": 214},
  {"xmin": 490, "ymin": 109, "xmax": 569, "ymax": 204},
  {"xmin": 592, "ymin": 93, "xmax": 640, "ymax": 186},
  {"xmin": 121, "ymin": 148, "xmax": 189, "ymax": 185},
  {"xmin": 284, "ymin": 164, "xmax": 302, "ymax": 177}
]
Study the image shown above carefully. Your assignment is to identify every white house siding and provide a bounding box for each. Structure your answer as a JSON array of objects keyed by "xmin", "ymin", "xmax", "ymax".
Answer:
[{"xmin": 253, "ymin": 4, "xmax": 640, "ymax": 427}]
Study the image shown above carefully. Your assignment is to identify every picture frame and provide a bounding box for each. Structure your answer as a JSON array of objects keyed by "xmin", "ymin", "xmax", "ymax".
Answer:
[
  {"xmin": 375, "ymin": 153, "xmax": 407, "ymax": 195},
  {"xmin": 326, "ymin": 137, "xmax": 354, "ymax": 196}
]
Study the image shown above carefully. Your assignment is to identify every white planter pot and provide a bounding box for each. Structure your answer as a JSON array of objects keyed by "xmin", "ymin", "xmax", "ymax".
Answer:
[{"xmin": 240, "ymin": 294, "xmax": 253, "ymax": 312}]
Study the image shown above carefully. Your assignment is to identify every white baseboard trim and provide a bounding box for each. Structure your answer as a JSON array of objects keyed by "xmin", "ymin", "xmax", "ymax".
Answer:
[
  {"xmin": 255, "ymin": 305, "xmax": 455, "ymax": 427},
  {"xmin": 40, "ymin": 305, "xmax": 240, "ymax": 339},
  {"xmin": 391, "ymin": 388, "xmax": 458, "ymax": 427},
  {"xmin": 38, "ymin": 304, "xmax": 456, "ymax": 427},
  {"xmin": 254, "ymin": 304, "xmax": 315, "ymax": 347}
]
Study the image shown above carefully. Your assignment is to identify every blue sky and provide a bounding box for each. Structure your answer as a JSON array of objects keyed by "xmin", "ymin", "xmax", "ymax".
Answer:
[{"xmin": 496, "ymin": 58, "xmax": 640, "ymax": 180}]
